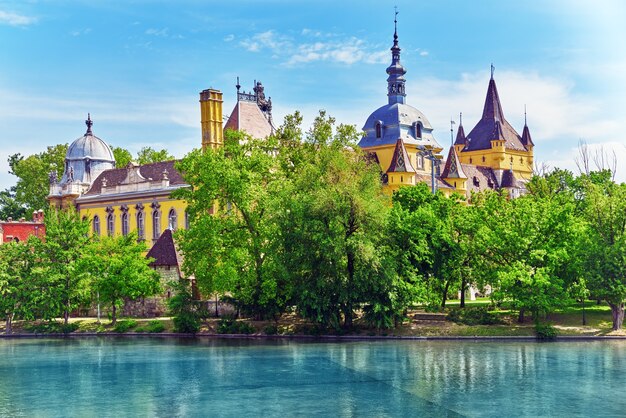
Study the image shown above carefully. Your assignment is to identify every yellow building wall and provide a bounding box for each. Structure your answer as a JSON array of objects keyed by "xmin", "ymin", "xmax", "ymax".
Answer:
[
  {"xmin": 457, "ymin": 146, "xmax": 534, "ymax": 181},
  {"xmin": 78, "ymin": 195, "xmax": 188, "ymax": 242}
]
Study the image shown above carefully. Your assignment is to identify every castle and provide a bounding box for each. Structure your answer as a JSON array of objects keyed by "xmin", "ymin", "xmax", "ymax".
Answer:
[{"xmin": 358, "ymin": 18, "xmax": 533, "ymax": 198}]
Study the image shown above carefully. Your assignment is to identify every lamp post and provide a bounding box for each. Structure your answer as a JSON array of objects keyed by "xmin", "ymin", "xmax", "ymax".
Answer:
[{"xmin": 418, "ymin": 145, "xmax": 437, "ymax": 195}]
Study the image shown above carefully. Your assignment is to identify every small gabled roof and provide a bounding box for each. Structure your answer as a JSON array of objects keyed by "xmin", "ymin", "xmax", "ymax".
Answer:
[
  {"xmin": 441, "ymin": 146, "xmax": 467, "ymax": 179},
  {"xmin": 146, "ymin": 229, "xmax": 182, "ymax": 267},
  {"xmin": 224, "ymin": 100, "xmax": 273, "ymax": 139},
  {"xmin": 386, "ymin": 138, "xmax": 416, "ymax": 173}
]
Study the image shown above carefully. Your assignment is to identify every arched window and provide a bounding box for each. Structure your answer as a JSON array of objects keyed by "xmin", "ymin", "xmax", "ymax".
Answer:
[
  {"xmin": 482, "ymin": 156, "xmax": 486, "ymax": 163},
  {"xmin": 375, "ymin": 122, "xmax": 382, "ymax": 139},
  {"xmin": 121, "ymin": 213, "xmax": 129, "ymax": 236},
  {"xmin": 416, "ymin": 154, "xmax": 424, "ymax": 170},
  {"xmin": 107, "ymin": 214, "xmax": 114, "ymax": 236},
  {"xmin": 93, "ymin": 216, "xmax": 100, "ymax": 236},
  {"xmin": 136, "ymin": 211, "xmax": 144, "ymax": 240},
  {"xmin": 168, "ymin": 209, "xmax": 177, "ymax": 230},
  {"xmin": 415, "ymin": 123, "xmax": 422, "ymax": 139},
  {"xmin": 152, "ymin": 210, "xmax": 161, "ymax": 240}
]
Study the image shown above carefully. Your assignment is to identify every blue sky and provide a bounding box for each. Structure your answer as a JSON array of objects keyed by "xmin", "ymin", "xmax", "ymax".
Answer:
[{"xmin": 1, "ymin": 0, "xmax": 625, "ymax": 190}]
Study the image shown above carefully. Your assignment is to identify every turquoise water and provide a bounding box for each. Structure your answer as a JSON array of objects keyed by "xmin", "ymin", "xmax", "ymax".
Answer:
[{"xmin": 1, "ymin": 338, "xmax": 625, "ymax": 417}]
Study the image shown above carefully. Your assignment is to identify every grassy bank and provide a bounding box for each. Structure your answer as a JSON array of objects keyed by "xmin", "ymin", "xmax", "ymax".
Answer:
[{"xmin": 1, "ymin": 300, "xmax": 623, "ymax": 337}]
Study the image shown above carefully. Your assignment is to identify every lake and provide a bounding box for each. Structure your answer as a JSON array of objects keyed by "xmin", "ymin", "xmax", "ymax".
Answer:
[{"xmin": 1, "ymin": 337, "xmax": 625, "ymax": 417}]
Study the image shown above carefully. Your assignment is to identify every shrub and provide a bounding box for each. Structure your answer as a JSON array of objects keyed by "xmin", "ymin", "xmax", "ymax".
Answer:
[
  {"xmin": 446, "ymin": 307, "xmax": 502, "ymax": 325},
  {"xmin": 25, "ymin": 321, "xmax": 80, "ymax": 334},
  {"xmin": 145, "ymin": 320, "xmax": 166, "ymax": 333},
  {"xmin": 535, "ymin": 322, "xmax": 558, "ymax": 340},
  {"xmin": 173, "ymin": 313, "xmax": 200, "ymax": 334},
  {"xmin": 136, "ymin": 320, "xmax": 166, "ymax": 333},
  {"xmin": 168, "ymin": 281, "xmax": 201, "ymax": 334},
  {"xmin": 113, "ymin": 319, "xmax": 137, "ymax": 333},
  {"xmin": 263, "ymin": 324, "xmax": 278, "ymax": 335},
  {"xmin": 217, "ymin": 317, "xmax": 255, "ymax": 334}
]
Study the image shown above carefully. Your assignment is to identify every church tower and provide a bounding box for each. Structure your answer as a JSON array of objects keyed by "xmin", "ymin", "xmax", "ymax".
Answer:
[
  {"xmin": 200, "ymin": 88, "xmax": 224, "ymax": 150},
  {"xmin": 358, "ymin": 13, "xmax": 445, "ymax": 194}
]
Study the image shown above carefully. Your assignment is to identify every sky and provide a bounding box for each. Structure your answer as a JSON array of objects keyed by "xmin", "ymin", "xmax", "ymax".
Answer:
[{"xmin": 1, "ymin": 0, "xmax": 625, "ymax": 190}]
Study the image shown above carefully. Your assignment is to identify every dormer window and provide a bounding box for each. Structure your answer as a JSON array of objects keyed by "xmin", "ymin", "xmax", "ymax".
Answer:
[
  {"xmin": 416, "ymin": 154, "xmax": 424, "ymax": 169},
  {"xmin": 414, "ymin": 122, "xmax": 422, "ymax": 139},
  {"xmin": 375, "ymin": 121, "xmax": 382, "ymax": 139}
]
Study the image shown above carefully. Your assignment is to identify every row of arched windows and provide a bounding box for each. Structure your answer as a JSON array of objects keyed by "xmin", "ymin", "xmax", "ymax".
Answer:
[{"xmin": 92, "ymin": 208, "xmax": 183, "ymax": 239}]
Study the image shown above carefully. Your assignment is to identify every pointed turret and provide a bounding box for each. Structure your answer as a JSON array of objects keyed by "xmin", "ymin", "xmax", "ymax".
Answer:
[
  {"xmin": 521, "ymin": 110, "xmax": 534, "ymax": 148},
  {"xmin": 386, "ymin": 11, "xmax": 407, "ymax": 105},
  {"xmin": 441, "ymin": 146, "xmax": 467, "ymax": 179},
  {"xmin": 454, "ymin": 112, "xmax": 467, "ymax": 147}
]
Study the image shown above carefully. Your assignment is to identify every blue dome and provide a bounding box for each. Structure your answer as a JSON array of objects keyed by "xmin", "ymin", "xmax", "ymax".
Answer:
[
  {"xmin": 60, "ymin": 116, "xmax": 115, "ymax": 185},
  {"xmin": 359, "ymin": 102, "xmax": 441, "ymax": 149}
]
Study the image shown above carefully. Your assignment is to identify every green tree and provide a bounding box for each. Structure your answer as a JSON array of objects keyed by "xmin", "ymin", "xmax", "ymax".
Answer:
[
  {"xmin": 277, "ymin": 112, "xmax": 406, "ymax": 329},
  {"xmin": 34, "ymin": 208, "xmax": 91, "ymax": 324},
  {"xmin": 0, "ymin": 187, "xmax": 27, "ymax": 220},
  {"xmin": 0, "ymin": 240, "xmax": 38, "ymax": 334},
  {"xmin": 80, "ymin": 234, "xmax": 161, "ymax": 325},
  {"xmin": 578, "ymin": 178, "xmax": 626, "ymax": 330},
  {"xmin": 8, "ymin": 144, "xmax": 67, "ymax": 212},
  {"xmin": 136, "ymin": 147, "xmax": 174, "ymax": 165},
  {"xmin": 175, "ymin": 129, "xmax": 289, "ymax": 320},
  {"xmin": 111, "ymin": 146, "xmax": 133, "ymax": 168},
  {"xmin": 482, "ymin": 190, "xmax": 578, "ymax": 322}
]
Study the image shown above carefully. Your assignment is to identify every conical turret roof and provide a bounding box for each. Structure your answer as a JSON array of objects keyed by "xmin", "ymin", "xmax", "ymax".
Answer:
[
  {"xmin": 386, "ymin": 138, "xmax": 416, "ymax": 173},
  {"xmin": 441, "ymin": 146, "xmax": 467, "ymax": 179}
]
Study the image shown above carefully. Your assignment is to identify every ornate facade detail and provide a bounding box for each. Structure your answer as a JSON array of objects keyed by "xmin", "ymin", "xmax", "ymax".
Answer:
[
  {"xmin": 105, "ymin": 205, "xmax": 114, "ymax": 214},
  {"xmin": 150, "ymin": 200, "xmax": 161, "ymax": 210}
]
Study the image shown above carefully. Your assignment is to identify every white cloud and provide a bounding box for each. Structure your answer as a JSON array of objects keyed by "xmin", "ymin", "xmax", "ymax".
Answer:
[
  {"xmin": 70, "ymin": 28, "xmax": 91, "ymax": 37},
  {"xmin": 239, "ymin": 30, "xmax": 396, "ymax": 67},
  {"xmin": 0, "ymin": 10, "xmax": 37, "ymax": 26},
  {"xmin": 223, "ymin": 34, "xmax": 235, "ymax": 42},
  {"xmin": 145, "ymin": 27, "xmax": 169, "ymax": 37},
  {"xmin": 419, "ymin": 51, "xmax": 429, "ymax": 56}
]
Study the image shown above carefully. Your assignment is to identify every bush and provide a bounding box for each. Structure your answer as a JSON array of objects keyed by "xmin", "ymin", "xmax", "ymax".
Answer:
[
  {"xmin": 535, "ymin": 322, "xmax": 558, "ymax": 340},
  {"xmin": 168, "ymin": 281, "xmax": 201, "ymax": 334},
  {"xmin": 217, "ymin": 317, "xmax": 255, "ymax": 334},
  {"xmin": 136, "ymin": 320, "xmax": 166, "ymax": 333},
  {"xmin": 113, "ymin": 319, "xmax": 137, "ymax": 333},
  {"xmin": 173, "ymin": 313, "xmax": 200, "ymax": 334},
  {"xmin": 25, "ymin": 321, "xmax": 80, "ymax": 334},
  {"xmin": 263, "ymin": 324, "xmax": 278, "ymax": 335},
  {"xmin": 446, "ymin": 307, "xmax": 502, "ymax": 325}
]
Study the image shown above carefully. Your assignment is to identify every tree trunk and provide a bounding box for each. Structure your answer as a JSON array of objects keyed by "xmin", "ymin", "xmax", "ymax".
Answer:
[
  {"xmin": 215, "ymin": 294, "xmax": 219, "ymax": 318},
  {"xmin": 112, "ymin": 304, "xmax": 117, "ymax": 326},
  {"xmin": 581, "ymin": 300, "xmax": 587, "ymax": 326},
  {"xmin": 460, "ymin": 277, "xmax": 466, "ymax": 308},
  {"xmin": 441, "ymin": 280, "xmax": 450, "ymax": 309},
  {"xmin": 608, "ymin": 302, "xmax": 624, "ymax": 330},
  {"xmin": 344, "ymin": 249, "xmax": 355, "ymax": 329},
  {"xmin": 518, "ymin": 308, "xmax": 525, "ymax": 323},
  {"xmin": 64, "ymin": 309, "xmax": 69, "ymax": 325},
  {"xmin": 5, "ymin": 313, "xmax": 13, "ymax": 335}
]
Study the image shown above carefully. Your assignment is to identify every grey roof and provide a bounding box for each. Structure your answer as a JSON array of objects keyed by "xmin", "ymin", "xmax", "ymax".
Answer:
[
  {"xmin": 359, "ymin": 102, "xmax": 441, "ymax": 149},
  {"xmin": 60, "ymin": 117, "xmax": 115, "ymax": 185}
]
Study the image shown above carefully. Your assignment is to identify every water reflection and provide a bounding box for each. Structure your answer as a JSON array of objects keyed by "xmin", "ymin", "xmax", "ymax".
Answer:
[{"xmin": 0, "ymin": 338, "xmax": 625, "ymax": 417}]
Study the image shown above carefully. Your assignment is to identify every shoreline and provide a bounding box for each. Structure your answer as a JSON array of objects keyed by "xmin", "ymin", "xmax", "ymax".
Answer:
[{"xmin": 2, "ymin": 332, "xmax": 626, "ymax": 341}]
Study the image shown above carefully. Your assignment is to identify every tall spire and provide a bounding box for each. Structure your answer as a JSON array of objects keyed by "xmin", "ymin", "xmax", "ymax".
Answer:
[
  {"xmin": 85, "ymin": 113, "xmax": 93, "ymax": 135},
  {"xmin": 481, "ymin": 67, "xmax": 505, "ymax": 121},
  {"xmin": 454, "ymin": 112, "xmax": 467, "ymax": 146},
  {"xmin": 386, "ymin": 8, "xmax": 406, "ymax": 105},
  {"xmin": 521, "ymin": 105, "xmax": 534, "ymax": 147}
]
